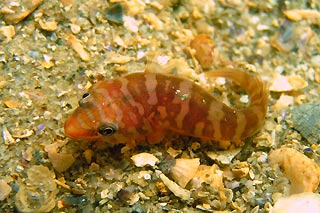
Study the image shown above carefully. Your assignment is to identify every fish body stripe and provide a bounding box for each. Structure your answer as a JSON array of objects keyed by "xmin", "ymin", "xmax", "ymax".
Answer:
[
  {"xmin": 77, "ymin": 109, "xmax": 93, "ymax": 130},
  {"xmin": 194, "ymin": 121, "xmax": 205, "ymax": 136},
  {"xmin": 95, "ymin": 88, "xmax": 124, "ymax": 126},
  {"xmin": 234, "ymin": 111, "xmax": 246, "ymax": 140},
  {"xmin": 119, "ymin": 77, "xmax": 145, "ymax": 116},
  {"xmin": 90, "ymin": 98, "xmax": 108, "ymax": 123},
  {"xmin": 144, "ymin": 73, "xmax": 158, "ymax": 105},
  {"xmin": 174, "ymin": 80, "xmax": 193, "ymax": 129},
  {"xmin": 207, "ymin": 101, "xmax": 224, "ymax": 139}
]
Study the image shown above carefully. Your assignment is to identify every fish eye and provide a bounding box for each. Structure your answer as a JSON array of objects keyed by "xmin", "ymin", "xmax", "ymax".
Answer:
[
  {"xmin": 98, "ymin": 123, "xmax": 118, "ymax": 136},
  {"xmin": 79, "ymin": 93, "xmax": 91, "ymax": 107},
  {"xmin": 82, "ymin": 92, "xmax": 90, "ymax": 99}
]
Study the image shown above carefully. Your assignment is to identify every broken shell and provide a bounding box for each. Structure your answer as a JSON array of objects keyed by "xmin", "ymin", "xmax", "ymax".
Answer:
[
  {"xmin": 270, "ymin": 74, "xmax": 308, "ymax": 92},
  {"xmin": 45, "ymin": 142, "xmax": 75, "ymax": 172},
  {"xmin": 2, "ymin": 126, "xmax": 15, "ymax": 144},
  {"xmin": 15, "ymin": 165, "xmax": 57, "ymax": 212},
  {"xmin": 0, "ymin": 179, "xmax": 12, "ymax": 201},
  {"xmin": 189, "ymin": 164, "xmax": 224, "ymax": 190},
  {"xmin": 273, "ymin": 192, "xmax": 320, "ymax": 213},
  {"xmin": 207, "ymin": 148, "xmax": 241, "ymax": 166},
  {"xmin": 157, "ymin": 170, "xmax": 191, "ymax": 200},
  {"xmin": 67, "ymin": 34, "xmax": 90, "ymax": 62},
  {"xmin": 4, "ymin": 0, "xmax": 43, "ymax": 24},
  {"xmin": 291, "ymin": 104, "xmax": 320, "ymax": 144},
  {"xmin": 272, "ymin": 94, "xmax": 294, "ymax": 111},
  {"xmin": 269, "ymin": 147, "xmax": 320, "ymax": 194},
  {"xmin": 131, "ymin": 153, "xmax": 159, "ymax": 167},
  {"xmin": 171, "ymin": 158, "xmax": 200, "ymax": 188}
]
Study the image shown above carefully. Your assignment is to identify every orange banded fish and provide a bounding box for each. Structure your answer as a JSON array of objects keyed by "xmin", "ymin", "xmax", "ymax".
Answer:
[{"xmin": 64, "ymin": 68, "xmax": 269, "ymax": 149}]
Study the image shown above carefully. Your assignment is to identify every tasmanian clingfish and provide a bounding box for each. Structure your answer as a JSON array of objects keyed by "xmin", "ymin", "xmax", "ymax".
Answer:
[{"xmin": 64, "ymin": 68, "xmax": 269, "ymax": 149}]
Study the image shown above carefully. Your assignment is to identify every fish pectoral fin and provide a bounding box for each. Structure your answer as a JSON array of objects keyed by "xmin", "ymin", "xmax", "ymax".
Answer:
[
  {"xmin": 121, "ymin": 139, "xmax": 137, "ymax": 153},
  {"xmin": 232, "ymin": 139, "xmax": 243, "ymax": 147}
]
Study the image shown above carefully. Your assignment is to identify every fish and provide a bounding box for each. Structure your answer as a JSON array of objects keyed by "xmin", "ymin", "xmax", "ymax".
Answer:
[{"xmin": 64, "ymin": 68, "xmax": 269, "ymax": 150}]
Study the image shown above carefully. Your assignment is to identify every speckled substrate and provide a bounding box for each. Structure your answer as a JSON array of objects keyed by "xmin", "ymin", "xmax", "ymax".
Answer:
[{"xmin": 0, "ymin": 0, "xmax": 319, "ymax": 212}]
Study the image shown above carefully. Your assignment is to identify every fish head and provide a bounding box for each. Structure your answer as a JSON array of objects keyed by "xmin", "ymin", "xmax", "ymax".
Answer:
[{"xmin": 64, "ymin": 82, "xmax": 139, "ymax": 146}]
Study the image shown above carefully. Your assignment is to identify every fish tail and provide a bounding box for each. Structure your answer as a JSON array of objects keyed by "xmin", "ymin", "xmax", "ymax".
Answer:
[{"xmin": 203, "ymin": 68, "xmax": 269, "ymax": 138}]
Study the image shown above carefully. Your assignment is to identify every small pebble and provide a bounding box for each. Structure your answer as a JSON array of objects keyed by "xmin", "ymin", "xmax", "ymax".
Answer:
[
  {"xmin": 83, "ymin": 149, "xmax": 94, "ymax": 164},
  {"xmin": 70, "ymin": 24, "xmax": 81, "ymax": 34},
  {"xmin": 143, "ymin": 12, "xmax": 165, "ymax": 30},
  {"xmin": 38, "ymin": 19, "xmax": 58, "ymax": 31},
  {"xmin": 190, "ymin": 34, "xmax": 215, "ymax": 69},
  {"xmin": 189, "ymin": 164, "xmax": 224, "ymax": 192},
  {"xmin": 4, "ymin": 99, "xmax": 21, "ymax": 109},
  {"xmin": 105, "ymin": 3, "xmax": 124, "ymax": 25},
  {"xmin": 62, "ymin": 195, "xmax": 88, "ymax": 208}
]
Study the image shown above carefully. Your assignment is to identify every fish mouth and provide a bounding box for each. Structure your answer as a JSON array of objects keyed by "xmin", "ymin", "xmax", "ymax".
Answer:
[{"xmin": 64, "ymin": 116, "xmax": 101, "ymax": 141}]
